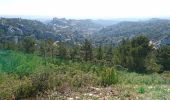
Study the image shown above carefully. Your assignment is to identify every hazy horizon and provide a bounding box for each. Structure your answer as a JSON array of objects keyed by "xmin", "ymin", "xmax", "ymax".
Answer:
[
  {"xmin": 0, "ymin": 0, "xmax": 170, "ymax": 19},
  {"xmin": 1, "ymin": 15, "xmax": 170, "ymax": 21}
]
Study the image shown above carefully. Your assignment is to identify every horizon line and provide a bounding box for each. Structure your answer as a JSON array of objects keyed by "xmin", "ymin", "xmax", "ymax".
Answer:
[{"xmin": 1, "ymin": 15, "xmax": 170, "ymax": 20}]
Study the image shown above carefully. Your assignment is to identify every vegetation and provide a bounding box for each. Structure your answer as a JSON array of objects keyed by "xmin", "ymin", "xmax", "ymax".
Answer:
[
  {"xmin": 0, "ymin": 35, "xmax": 170, "ymax": 99},
  {"xmin": 156, "ymin": 45, "xmax": 170, "ymax": 70}
]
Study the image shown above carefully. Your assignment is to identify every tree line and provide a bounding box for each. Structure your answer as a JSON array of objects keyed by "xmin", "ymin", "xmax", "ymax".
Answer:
[{"xmin": 0, "ymin": 35, "xmax": 170, "ymax": 73}]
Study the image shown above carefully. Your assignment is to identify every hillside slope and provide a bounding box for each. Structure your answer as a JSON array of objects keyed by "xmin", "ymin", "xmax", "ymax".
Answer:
[
  {"xmin": 0, "ymin": 18, "xmax": 102, "ymax": 44},
  {"xmin": 93, "ymin": 19, "xmax": 170, "ymax": 44}
]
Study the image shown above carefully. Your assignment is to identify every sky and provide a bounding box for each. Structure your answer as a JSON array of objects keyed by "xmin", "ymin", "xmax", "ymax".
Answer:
[{"xmin": 0, "ymin": 0, "xmax": 170, "ymax": 19}]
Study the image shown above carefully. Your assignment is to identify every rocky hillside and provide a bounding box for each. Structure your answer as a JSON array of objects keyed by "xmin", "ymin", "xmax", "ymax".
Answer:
[
  {"xmin": 1, "ymin": 18, "xmax": 170, "ymax": 45},
  {"xmin": 47, "ymin": 18, "xmax": 102, "ymax": 44},
  {"xmin": 0, "ymin": 18, "xmax": 102, "ymax": 44},
  {"xmin": 93, "ymin": 18, "xmax": 170, "ymax": 44},
  {"xmin": 0, "ymin": 18, "xmax": 55, "ymax": 39}
]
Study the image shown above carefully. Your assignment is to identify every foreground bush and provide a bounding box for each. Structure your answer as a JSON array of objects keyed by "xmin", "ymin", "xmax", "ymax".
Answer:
[
  {"xmin": 118, "ymin": 71, "xmax": 170, "ymax": 85},
  {"xmin": 101, "ymin": 67, "xmax": 118, "ymax": 86},
  {"xmin": 0, "ymin": 74, "xmax": 32, "ymax": 99}
]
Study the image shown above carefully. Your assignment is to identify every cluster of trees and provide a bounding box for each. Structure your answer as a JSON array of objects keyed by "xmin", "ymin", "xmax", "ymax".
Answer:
[
  {"xmin": 114, "ymin": 36, "xmax": 158, "ymax": 73},
  {"xmin": 0, "ymin": 35, "xmax": 170, "ymax": 73},
  {"xmin": 115, "ymin": 36, "xmax": 170, "ymax": 73}
]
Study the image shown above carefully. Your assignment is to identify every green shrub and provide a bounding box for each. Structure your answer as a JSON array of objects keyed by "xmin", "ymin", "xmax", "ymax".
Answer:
[
  {"xmin": 145, "ymin": 52, "xmax": 162, "ymax": 73},
  {"xmin": 15, "ymin": 82, "xmax": 34, "ymax": 99},
  {"xmin": 31, "ymin": 72, "xmax": 50, "ymax": 93},
  {"xmin": 0, "ymin": 74, "xmax": 33, "ymax": 99},
  {"xmin": 71, "ymin": 72, "xmax": 100, "ymax": 88},
  {"xmin": 0, "ymin": 50, "xmax": 42, "ymax": 78},
  {"xmin": 118, "ymin": 70, "xmax": 170, "ymax": 85},
  {"xmin": 101, "ymin": 67, "xmax": 118, "ymax": 86},
  {"xmin": 137, "ymin": 87, "xmax": 145, "ymax": 94}
]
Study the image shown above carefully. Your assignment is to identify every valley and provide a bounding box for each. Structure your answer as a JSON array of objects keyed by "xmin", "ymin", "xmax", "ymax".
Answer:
[{"xmin": 0, "ymin": 17, "xmax": 170, "ymax": 100}]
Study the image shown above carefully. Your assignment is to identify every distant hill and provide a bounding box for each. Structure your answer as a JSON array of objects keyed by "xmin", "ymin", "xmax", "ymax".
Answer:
[
  {"xmin": 1, "ymin": 17, "xmax": 170, "ymax": 45},
  {"xmin": 92, "ymin": 19, "xmax": 121, "ymax": 26},
  {"xmin": 92, "ymin": 18, "xmax": 148, "ymax": 26},
  {"xmin": 48, "ymin": 18, "xmax": 102, "ymax": 36},
  {"xmin": 48, "ymin": 18, "xmax": 102, "ymax": 44},
  {"xmin": 93, "ymin": 18, "xmax": 170, "ymax": 44},
  {"xmin": 0, "ymin": 18, "xmax": 54, "ymax": 39},
  {"xmin": 0, "ymin": 18, "xmax": 102, "ymax": 44}
]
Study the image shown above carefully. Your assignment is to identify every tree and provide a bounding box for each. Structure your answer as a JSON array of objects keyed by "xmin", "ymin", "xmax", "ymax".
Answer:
[
  {"xmin": 156, "ymin": 45, "xmax": 170, "ymax": 71},
  {"xmin": 97, "ymin": 44, "xmax": 103, "ymax": 60},
  {"xmin": 58, "ymin": 42, "xmax": 67, "ymax": 59},
  {"xmin": 82, "ymin": 39, "xmax": 93, "ymax": 62},
  {"xmin": 46, "ymin": 39, "xmax": 55, "ymax": 63},
  {"xmin": 115, "ymin": 39, "xmax": 133, "ymax": 68},
  {"xmin": 22, "ymin": 36, "xmax": 36, "ymax": 53},
  {"xmin": 39, "ymin": 40, "xmax": 47, "ymax": 66},
  {"xmin": 70, "ymin": 45, "xmax": 80, "ymax": 61},
  {"xmin": 115, "ymin": 36, "xmax": 152, "ymax": 73},
  {"xmin": 145, "ymin": 52, "xmax": 162, "ymax": 73},
  {"xmin": 130, "ymin": 36, "xmax": 152, "ymax": 72},
  {"xmin": 105, "ymin": 45, "xmax": 114, "ymax": 66}
]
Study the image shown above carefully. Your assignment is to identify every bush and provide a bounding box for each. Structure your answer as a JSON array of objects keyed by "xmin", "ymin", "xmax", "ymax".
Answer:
[
  {"xmin": 145, "ymin": 52, "xmax": 162, "ymax": 73},
  {"xmin": 0, "ymin": 74, "xmax": 33, "ymax": 99},
  {"xmin": 0, "ymin": 74, "xmax": 17, "ymax": 99},
  {"xmin": 71, "ymin": 72, "xmax": 100, "ymax": 88},
  {"xmin": 101, "ymin": 67, "xmax": 118, "ymax": 86},
  {"xmin": 156, "ymin": 45, "xmax": 170, "ymax": 71},
  {"xmin": 137, "ymin": 87, "xmax": 145, "ymax": 94},
  {"xmin": 15, "ymin": 82, "xmax": 34, "ymax": 99},
  {"xmin": 0, "ymin": 50, "xmax": 42, "ymax": 78},
  {"xmin": 31, "ymin": 72, "xmax": 50, "ymax": 93},
  {"xmin": 118, "ymin": 71, "xmax": 170, "ymax": 85}
]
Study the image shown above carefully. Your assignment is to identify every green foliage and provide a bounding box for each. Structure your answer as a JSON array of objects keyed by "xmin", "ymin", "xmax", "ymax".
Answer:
[
  {"xmin": 82, "ymin": 39, "xmax": 93, "ymax": 61},
  {"xmin": 22, "ymin": 37, "xmax": 36, "ymax": 53},
  {"xmin": 0, "ymin": 36, "xmax": 170, "ymax": 99},
  {"xmin": 31, "ymin": 72, "xmax": 49, "ymax": 93},
  {"xmin": 105, "ymin": 45, "xmax": 114, "ymax": 66},
  {"xmin": 57, "ymin": 42, "xmax": 68, "ymax": 59},
  {"xmin": 0, "ymin": 50, "xmax": 42, "ymax": 77},
  {"xmin": 1, "ymin": 18, "xmax": 170, "ymax": 99},
  {"xmin": 70, "ymin": 45, "xmax": 80, "ymax": 61},
  {"xmin": 1, "ymin": 40, "xmax": 19, "ymax": 51},
  {"xmin": 115, "ymin": 36, "xmax": 152, "ymax": 73},
  {"xmin": 118, "ymin": 71, "xmax": 170, "ymax": 85},
  {"xmin": 0, "ymin": 29, "xmax": 5, "ymax": 35},
  {"xmin": 145, "ymin": 52, "xmax": 162, "ymax": 73},
  {"xmin": 130, "ymin": 36, "xmax": 152, "ymax": 72},
  {"xmin": 156, "ymin": 45, "xmax": 170, "ymax": 71},
  {"xmin": 115, "ymin": 39, "xmax": 133, "ymax": 68},
  {"xmin": 97, "ymin": 44, "xmax": 103, "ymax": 60},
  {"xmin": 101, "ymin": 67, "xmax": 118, "ymax": 86},
  {"xmin": 138, "ymin": 87, "xmax": 145, "ymax": 94},
  {"xmin": 0, "ymin": 74, "xmax": 33, "ymax": 99},
  {"xmin": 0, "ymin": 49, "xmax": 170, "ymax": 99},
  {"xmin": 15, "ymin": 81, "xmax": 34, "ymax": 99}
]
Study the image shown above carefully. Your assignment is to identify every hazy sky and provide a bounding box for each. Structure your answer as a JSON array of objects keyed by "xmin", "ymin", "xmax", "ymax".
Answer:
[{"xmin": 0, "ymin": 0, "xmax": 170, "ymax": 19}]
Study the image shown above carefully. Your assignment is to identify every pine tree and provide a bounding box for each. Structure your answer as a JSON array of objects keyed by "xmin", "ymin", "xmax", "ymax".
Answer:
[
  {"xmin": 46, "ymin": 38, "xmax": 55, "ymax": 63},
  {"xmin": 82, "ymin": 39, "xmax": 93, "ymax": 62},
  {"xmin": 58, "ymin": 42, "xmax": 67, "ymax": 59},
  {"xmin": 156, "ymin": 45, "xmax": 170, "ymax": 71},
  {"xmin": 105, "ymin": 45, "xmax": 113, "ymax": 66},
  {"xmin": 22, "ymin": 36, "xmax": 36, "ymax": 53},
  {"xmin": 97, "ymin": 44, "xmax": 103, "ymax": 60},
  {"xmin": 70, "ymin": 45, "xmax": 79, "ymax": 61}
]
